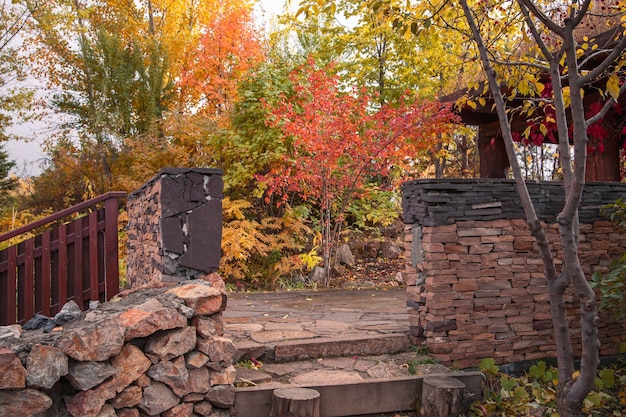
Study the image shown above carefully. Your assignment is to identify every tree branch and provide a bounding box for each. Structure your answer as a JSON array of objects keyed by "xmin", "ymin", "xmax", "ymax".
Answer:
[
  {"xmin": 586, "ymin": 82, "xmax": 626, "ymax": 126},
  {"xmin": 518, "ymin": 0, "xmax": 564, "ymax": 36},
  {"xmin": 579, "ymin": 35, "xmax": 626, "ymax": 85}
]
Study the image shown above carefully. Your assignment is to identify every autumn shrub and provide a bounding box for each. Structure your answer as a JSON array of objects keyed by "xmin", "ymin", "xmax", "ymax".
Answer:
[
  {"xmin": 468, "ymin": 358, "xmax": 626, "ymax": 416},
  {"xmin": 345, "ymin": 186, "xmax": 401, "ymax": 233},
  {"xmin": 220, "ymin": 198, "xmax": 312, "ymax": 290}
]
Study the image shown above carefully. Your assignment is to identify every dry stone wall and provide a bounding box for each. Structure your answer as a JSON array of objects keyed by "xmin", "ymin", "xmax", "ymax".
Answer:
[
  {"xmin": 126, "ymin": 168, "xmax": 223, "ymax": 288},
  {"xmin": 402, "ymin": 179, "xmax": 626, "ymax": 368},
  {"xmin": 0, "ymin": 274, "xmax": 236, "ymax": 417}
]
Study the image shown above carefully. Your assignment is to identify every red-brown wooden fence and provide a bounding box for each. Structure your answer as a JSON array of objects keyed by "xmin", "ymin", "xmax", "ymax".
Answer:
[{"xmin": 0, "ymin": 192, "xmax": 126, "ymax": 326}]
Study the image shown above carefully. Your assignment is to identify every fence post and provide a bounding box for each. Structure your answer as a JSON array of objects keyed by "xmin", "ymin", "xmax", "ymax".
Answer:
[{"xmin": 105, "ymin": 195, "xmax": 120, "ymax": 300}]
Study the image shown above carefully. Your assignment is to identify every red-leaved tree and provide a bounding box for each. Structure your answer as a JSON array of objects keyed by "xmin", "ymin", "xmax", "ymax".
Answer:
[{"xmin": 259, "ymin": 58, "xmax": 458, "ymax": 285}]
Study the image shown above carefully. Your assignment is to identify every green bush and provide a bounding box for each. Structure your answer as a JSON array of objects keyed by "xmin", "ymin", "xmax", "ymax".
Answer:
[{"xmin": 467, "ymin": 359, "xmax": 626, "ymax": 416}]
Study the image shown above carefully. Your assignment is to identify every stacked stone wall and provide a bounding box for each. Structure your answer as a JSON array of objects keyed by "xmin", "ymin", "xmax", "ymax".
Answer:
[
  {"xmin": 126, "ymin": 168, "xmax": 223, "ymax": 288},
  {"xmin": 402, "ymin": 179, "xmax": 626, "ymax": 368},
  {"xmin": 0, "ymin": 275, "xmax": 237, "ymax": 417}
]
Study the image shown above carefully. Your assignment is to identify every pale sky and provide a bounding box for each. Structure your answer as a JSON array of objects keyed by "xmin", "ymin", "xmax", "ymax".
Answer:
[{"xmin": 6, "ymin": 0, "xmax": 293, "ymax": 176}]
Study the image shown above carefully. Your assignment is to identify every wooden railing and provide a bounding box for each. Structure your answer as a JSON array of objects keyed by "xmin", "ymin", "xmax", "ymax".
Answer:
[{"xmin": 0, "ymin": 192, "xmax": 126, "ymax": 326}]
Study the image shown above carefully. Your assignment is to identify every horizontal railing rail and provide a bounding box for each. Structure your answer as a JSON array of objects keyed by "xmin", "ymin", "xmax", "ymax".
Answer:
[{"xmin": 0, "ymin": 191, "xmax": 126, "ymax": 326}]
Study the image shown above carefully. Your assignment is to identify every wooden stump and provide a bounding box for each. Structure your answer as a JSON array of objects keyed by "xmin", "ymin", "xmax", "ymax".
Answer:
[
  {"xmin": 271, "ymin": 387, "xmax": 320, "ymax": 417},
  {"xmin": 420, "ymin": 376, "xmax": 469, "ymax": 417}
]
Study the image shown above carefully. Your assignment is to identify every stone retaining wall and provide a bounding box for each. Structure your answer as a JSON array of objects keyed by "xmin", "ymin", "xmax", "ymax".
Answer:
[
  {"xmin": 402, "ymin": 179, "xmax": 626, "ymax": 368},
  {"xmin": 126, "ymin": 168, "xmax": 224, "ymax": 288},
  {"xmin": 0, "ymin": 274, "xmax": 236, "ymax": 417}
]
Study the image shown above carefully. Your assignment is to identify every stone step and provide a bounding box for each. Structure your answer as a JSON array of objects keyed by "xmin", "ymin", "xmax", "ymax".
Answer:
[
  {"xmin": 234, "ymin": 333, "xmax": 411, "ymax": 363},
  {"xmin": 234, "ymin": 371, "xmax": 484, "ymax": 417}
]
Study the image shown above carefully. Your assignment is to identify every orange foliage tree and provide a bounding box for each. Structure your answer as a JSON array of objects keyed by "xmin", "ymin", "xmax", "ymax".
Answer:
[
  {"xmin": 163, "ymin": 0, "xmax": 264, "ymax": 170},
  {"xmin": 259, "ymin": 58, "xmax": 458, "ymax": 285}
]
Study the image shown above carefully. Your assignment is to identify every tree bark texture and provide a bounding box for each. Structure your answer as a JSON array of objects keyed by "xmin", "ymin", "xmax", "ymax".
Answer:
[
  {"xmin": 271, "ymin": 387, "xmax": 320, "ymax": 417},
  {"xmin": 419, "ymin": 376, "xmax": 469, "ymax": 417}
]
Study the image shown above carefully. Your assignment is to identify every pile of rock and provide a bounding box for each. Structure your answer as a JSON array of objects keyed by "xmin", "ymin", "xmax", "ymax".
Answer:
[{"xmin": 0, "ymin": 274, "xmax": 237, "ymax": 417}]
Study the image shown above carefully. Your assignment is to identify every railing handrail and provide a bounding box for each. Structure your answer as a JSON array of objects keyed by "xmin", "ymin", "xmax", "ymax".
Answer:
[{"xmin": 0, "ymin": 191, "xmax": 127, "ymax": 243}]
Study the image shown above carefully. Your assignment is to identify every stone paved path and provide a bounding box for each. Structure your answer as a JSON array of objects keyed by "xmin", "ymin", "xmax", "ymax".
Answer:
[
  {"xmin": 222, "ymin": 287, "xmax": 452, "ymax": 386},
  {"xmin": 223, "ymin": 287, "xmax": 409, "ymax": 347}
]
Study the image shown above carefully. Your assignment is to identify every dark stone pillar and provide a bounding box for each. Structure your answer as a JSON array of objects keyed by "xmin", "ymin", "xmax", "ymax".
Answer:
[{"xmin": 126, "ymin": 168, "xmax": 223, "ymax": 287}]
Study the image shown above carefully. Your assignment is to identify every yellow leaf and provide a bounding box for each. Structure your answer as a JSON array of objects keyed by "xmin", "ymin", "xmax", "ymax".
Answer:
[
  {"xmin": 467, "ymin": 100, "xmax": 477, "ymax": 110},
  {"xmin": 562, "ymin": 86, "xmax": 571, "ymax": 108},
  {"xmin": 518, "ymin": 80, "xmax": 530, "ymax": 96},
  {"xmin": 534, "ymin": 82, "xmax": 545, "ymax": 94},
  {"xmin": 478, "ymin": 97, "xmax": 486, "ymax": 107},
  {"xmin": 540, "ymin": 123, "xmax": 548, "ymax": 136},
  {"xmin": 606, "ymin": 74, "xmax": 620, "ymax": 100}
]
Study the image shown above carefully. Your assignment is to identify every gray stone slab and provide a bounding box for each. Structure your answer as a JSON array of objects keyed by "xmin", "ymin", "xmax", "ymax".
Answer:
[
  {"xmin": 366, "ymin": 362, "xmax": 410, "ymax": 378},
  {"xmin": 317, "ymin": 357, "xmax": 355, "ymax": 370},
  {"xmin": 274, "ymin": 334, "xmax": 410, "ymax": 362},
  {"xmin": 226, "ymin": 323, "xmax": 264, "ymax": 333},
  {"xmin": 235, "ymin": 368, "xmax": 272, "ymax": 385},
  {"xmin": 262, "ymin": 361, "xmax": 315, "ymax": 377},
  {"xmin": 289, "ymin": 370, "xmax": 364, "ymax": 385},
  {"xmin": 311, "ymin": 320, "xmax": 352, "ymax": 331},
  {"xmin": 263, "ymin": 322, "xmax": 305, "ymax": 331},
  {"xmin": 250, "ymin": 330, "xmax": 318, "ymax": 344}
]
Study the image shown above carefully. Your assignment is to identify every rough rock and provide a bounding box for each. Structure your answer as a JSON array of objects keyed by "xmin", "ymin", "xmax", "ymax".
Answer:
[
  {"xmin": 117, "ymin": 408, "xmax": 140, "ymax": 417},
  {"xmin": 109, "ymin": 344, "xmax": 152, "ymax": 392},
  {"xmin": 56, "ymin": 319, "xmax": 125, "ymax": 361},
  {"xmin": 307, "ymin": 266, "xmax": 325, "ymax": 283},
  {"xmin": 0, "ymin": 388, "xmax": 52, "ymax": 417},
  {"xmin": 117, "ymin": 299, "xmax": 187, "ymax": 340},
  {"xmin": 26, "ymin": 344, "xmax": 68, "ymax": 389},
  {"xmin": 109, "ymin": 386, "xmax": 142, "ymax": 409},
  {"xmin": 145, "ymin": 326, "xmax": 197, "ymax": 361},
  {"xmin": 139, "ymin": 381, "xmax": 179, "ymax": 416},
  {"xmin": 365, "ymin": 241, "xmax": 380, "ymax": 258},
  {"xmin": 96, "ymin": 403, "xmax": 117, "ymax": 417},
  {"xmin": 22, "ymin": 314, "xmax": 53, "ymax": 331},
  {"xmin": 185, "ymin": 351, "xmax": 209, "ymax": 369},
  {"xmin": 66, "ymin": 361, "xmax": 118, "ymax": 391},
  {"xmin": 193, "ymin": 401, "xmax": 213, "ymax": 417},
  {"xmin": 196, "ymin": 336, "xmax": 237, "ymax": 368},
  {"xmin": 209, "ymin": 366, "xmax": 236, "ymax": 385},
  {"xmin": 64, "ymin": 379, "xmax": 117, "ymax": 417},
  {"xmin": 205, "ymin": 385, "xmax": 235, "ymax": 409},
  {"xmin": 162, "ymin": 402, "xmax": 194, "ymax": 417},
  {"xmin": 135, "ymin": 374, "xmax": 150, "ymax": 387},
  {"xmin": 192, "ymin": 316, "xmax": 224, "ymax": 338},
  {"xmin": 0, "ymin": 347, "xmax": 26, "ymax": 389},
  {"xmin": 187, "ymin": 366, "xmax": 210, "ymax": 394},
  {"xmin": 0, "ymin": 324, "xmax": 22, "ymax": 340},
  {"xmin": 167, "ymin": 282, "xmax": 225, "ymax": 316},
  {"xmin": 200, "ymin": 273, "xmax": 227, "ymax": 293},
  {"xmin": 147, "ymin": 356, "xmax": 190, "ymax": 396},
  {"xmin": 380, "ymin": 241, "xmax": 402, "ymax": 260},
  {"xmin": 336, "ymin": 243, "xmax": 355, "ymax": 267},
  {"xmin": 53, "ymin": 300, "xmax": 82, "ymax": 326}
]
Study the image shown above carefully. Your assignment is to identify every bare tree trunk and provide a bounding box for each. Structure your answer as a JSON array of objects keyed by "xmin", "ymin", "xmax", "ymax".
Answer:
[{"xmin": 458, "ymin": 2, "xmax": 606, "ymax": 414}]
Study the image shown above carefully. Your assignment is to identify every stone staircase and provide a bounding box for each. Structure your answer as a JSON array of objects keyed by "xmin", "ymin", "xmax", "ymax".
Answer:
[{"xmin": 222, "ymin": 288, "xmax": 483, "ymax": 417}]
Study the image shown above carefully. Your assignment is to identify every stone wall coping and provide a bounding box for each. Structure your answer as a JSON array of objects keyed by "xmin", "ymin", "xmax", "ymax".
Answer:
[
  {"xmin": 402, "ymin": 178, "xmax": 625, "ymax": 187},
  {"xmin": 127, "ymin": 167, "xmax": 223, "ymax": 201},
  {"xmin": 402, "ymin": 179, "xmax": 626, "ymax": 226}
]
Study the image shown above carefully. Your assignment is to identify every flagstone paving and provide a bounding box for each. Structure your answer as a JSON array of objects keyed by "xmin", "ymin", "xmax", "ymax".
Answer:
[{"xmin": 222, "ymin": 287, "xmax": 456, "ymax": 387}]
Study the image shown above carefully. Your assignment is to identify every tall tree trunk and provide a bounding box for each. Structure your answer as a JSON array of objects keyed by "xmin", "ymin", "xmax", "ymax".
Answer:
[{"xmin": 459, "ymin": 2, "xmax": 602, "ymax": 415}]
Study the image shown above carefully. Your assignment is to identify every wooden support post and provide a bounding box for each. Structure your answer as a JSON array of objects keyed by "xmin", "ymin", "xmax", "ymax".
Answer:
[
  {"xmin": 420, "ymin": 376, "xmax": 469, "ymax": 417},
  {"xmin": 271, "ymin": 387, "xmax": 320, "ymax": 417}
]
